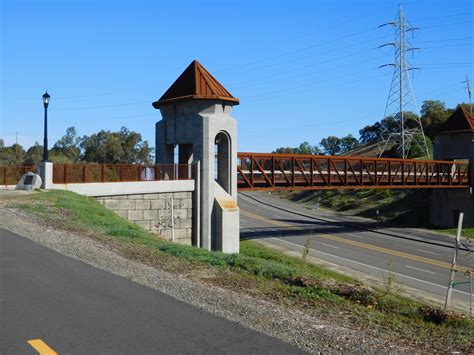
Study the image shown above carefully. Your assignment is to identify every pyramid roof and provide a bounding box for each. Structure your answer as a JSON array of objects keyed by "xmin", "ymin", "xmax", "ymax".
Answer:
[
  {"xmin": 152, "ymin": 60, "xmax": 239, "ymax": 108},
  {"xmin": 437, "ymin": 106, "xmax": 474, "ymax": 134}
]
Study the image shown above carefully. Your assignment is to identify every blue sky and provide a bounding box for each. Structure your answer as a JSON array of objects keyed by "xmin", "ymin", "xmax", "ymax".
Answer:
[{"xmin": 1, "ymin": 0, "xmax": 473, "ymax": 153}]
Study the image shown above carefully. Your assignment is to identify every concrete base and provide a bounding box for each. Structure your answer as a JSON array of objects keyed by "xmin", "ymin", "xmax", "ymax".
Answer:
[
  {"xmin": 38, "ymin": 162, "xmax": 53, "ymax": 189},
  {"xmin": 430, "ymin": 188, "xmax": 474, "ymax": 227},
  {"xmin": 214, "ymin": 182, "xmax": 239, "ymax": 254},
  {"xmin": 96, "ymin": 192, "xmax": 193, "ymax": 246}
]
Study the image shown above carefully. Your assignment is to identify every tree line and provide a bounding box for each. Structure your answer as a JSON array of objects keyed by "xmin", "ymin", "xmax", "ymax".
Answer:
[
  {"xmin": 1, "ymin": 100, "xmax": 471, "ymax": 165},
  {"xmin": 0, "ymin": 127, "xmax": 153, "ymax": 165},
  {"xmin": 274, "ymin": 100, "xmax": 472, "ymax": 157}
]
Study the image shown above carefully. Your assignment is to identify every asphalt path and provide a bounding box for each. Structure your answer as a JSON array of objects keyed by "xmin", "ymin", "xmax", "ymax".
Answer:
[
  {"xmin": 239, "ymin": 192, "xmax": 473, "ymax": 309},
  {"xmin": 0, "ymin": 228, "xmax": 301, "ymax": 354}
]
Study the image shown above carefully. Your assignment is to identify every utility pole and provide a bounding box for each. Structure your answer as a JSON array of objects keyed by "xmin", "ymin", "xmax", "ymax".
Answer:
[
  {"xmin": 445, "ymin": 212, "xmax": 463, "ymax": 310},
  {"xmin": 462, "ymin": 75, "xmax": 472, "ymax": 115},
  {"xmin": 378, "ymin": 5, "xmax": 429, "ymax": 159}
]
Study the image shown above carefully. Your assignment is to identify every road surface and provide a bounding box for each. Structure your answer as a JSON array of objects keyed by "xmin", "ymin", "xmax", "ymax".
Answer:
[
  {"xmin": 0, "ymin": 228, "xmax": 301, "ymax": 354},
  {"xmin": 239, "ymin": 192, "xmax": 473, "ymax": 310}
]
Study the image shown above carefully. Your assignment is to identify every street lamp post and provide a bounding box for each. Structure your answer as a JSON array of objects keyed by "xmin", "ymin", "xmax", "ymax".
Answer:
[{"xmin": 42, "ymin": 91, "xmax": 50, "ymax": 162}]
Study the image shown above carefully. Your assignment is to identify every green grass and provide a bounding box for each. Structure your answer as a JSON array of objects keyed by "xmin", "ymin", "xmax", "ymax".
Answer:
[
  {"xmin": 15, "ymin": 190, "xmax": 349, "ymax": 284},
  {"xmin": 440, "ymin": 228, "xmax": 474, "ymax": 240},
  {"xmin": 10, "ymin": 190, "xmax": 474, "ymax": 351}
]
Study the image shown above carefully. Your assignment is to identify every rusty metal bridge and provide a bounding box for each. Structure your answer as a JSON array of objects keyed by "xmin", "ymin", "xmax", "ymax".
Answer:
[{"xmin": 237, "ymin": 153, "xmax": 470, "ymax": 191}]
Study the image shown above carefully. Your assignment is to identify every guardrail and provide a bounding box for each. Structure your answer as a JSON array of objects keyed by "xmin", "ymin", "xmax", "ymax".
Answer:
[
  {"xmin": 237, "ymin": 153, "xmax": 470, "ymax": 190},
  {"xmin": 1, "ymin": 165, "xmax": 38, "ymax": 186},
  {"xmin": 52, "ymin": 164, "xmax": 193, "ymax": 184}
]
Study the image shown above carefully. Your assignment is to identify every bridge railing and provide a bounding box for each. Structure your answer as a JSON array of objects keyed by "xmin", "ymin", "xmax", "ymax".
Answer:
[
  {"xmin": 1, "ymin": 165, "xmax": 38, "ymax": 186},
  {"xmin": 52, "ymin": 163, "xmax": 193, "ymax": 184},
  {"xmin": 237, "ymin": 153, "xmax": 470, "ymax": 190}
]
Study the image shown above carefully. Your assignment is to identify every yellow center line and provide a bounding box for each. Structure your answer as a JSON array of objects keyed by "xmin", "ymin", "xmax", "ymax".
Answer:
[
  {"xmin": 240, "ymin": 209, "xmax": 469, "ymax": 272},
  {"xmin": 27, "ymin": 339, "xmax": 57, "ymax": 355}
]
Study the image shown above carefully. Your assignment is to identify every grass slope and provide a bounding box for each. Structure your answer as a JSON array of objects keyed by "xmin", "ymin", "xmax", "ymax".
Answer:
[{"xmin": 9, "ymin": 190, "xmax": 474, "ymax": 351}]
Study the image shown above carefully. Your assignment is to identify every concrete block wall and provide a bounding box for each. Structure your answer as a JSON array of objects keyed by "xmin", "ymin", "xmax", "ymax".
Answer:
[{"xmin": 96, "ymin": 192, "xmax": 193, "ymax": 245}]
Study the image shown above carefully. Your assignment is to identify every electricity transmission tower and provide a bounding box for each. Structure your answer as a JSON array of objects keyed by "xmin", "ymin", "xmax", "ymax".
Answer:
[
  {"xmin": 378, "ymin": 5, "xmax": 429, "ymax": 159},
  {"xmin": 462, "ymin": 75, "xmax": 472, "ymax": 114}
]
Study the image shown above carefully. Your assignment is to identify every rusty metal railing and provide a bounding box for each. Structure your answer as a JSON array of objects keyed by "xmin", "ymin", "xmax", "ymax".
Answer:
[
  {"xmin": 1, "ymin": 165, "xmax": 38, "ymax": 186},
  {"xmin": 52, "ymin": 164, "xmax": 193, "ymax": 184},
  {"xmin": 237, "ymin": 153, "xmax": 470, "ymax": 190}
]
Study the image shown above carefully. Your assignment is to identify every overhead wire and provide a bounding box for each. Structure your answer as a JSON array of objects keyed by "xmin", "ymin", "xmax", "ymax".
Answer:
[{"xmin": 233, "ymin": 54, "xmax": 392, "ymax": 90}]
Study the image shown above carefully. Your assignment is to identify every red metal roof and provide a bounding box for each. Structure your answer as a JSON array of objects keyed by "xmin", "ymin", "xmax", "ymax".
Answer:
[
  {"xmin": 152, "ymin": 60, "xmax": 239, "ymax": 108},
  {"xmin": 437, "ymin": 106, "xmax": 474, "ymax": 134}
]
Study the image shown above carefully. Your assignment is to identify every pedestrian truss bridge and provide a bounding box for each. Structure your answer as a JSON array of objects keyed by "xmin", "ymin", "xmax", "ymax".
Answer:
[{"xmin": 237, "ymin": 153, "xmax": 470, "ymax": 191}]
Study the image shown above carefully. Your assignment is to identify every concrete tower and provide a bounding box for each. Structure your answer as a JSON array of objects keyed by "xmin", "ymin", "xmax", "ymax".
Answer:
[
  {"xmin": 431, "ymin": 106, "xmax": 474, "ymax": 227},
  {"xmin": 153, "ymin": 60, "xmax": 240, "ymax": 253}
]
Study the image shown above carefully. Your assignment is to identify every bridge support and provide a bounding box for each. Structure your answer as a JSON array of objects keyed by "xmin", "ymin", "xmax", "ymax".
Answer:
[
  {"xmin": 430, "ymin": 107, "xmax": 474, "ymax": 227},
  {"xmin": 153, "ymin": 60, "xmax": 240, "ymax": 253}
]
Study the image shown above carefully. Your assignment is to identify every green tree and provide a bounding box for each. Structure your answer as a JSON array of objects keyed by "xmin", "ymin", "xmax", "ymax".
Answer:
[
  {"xmin": 408, "ymin": 135, "xmax": 433, "ymax": 159},
  {"xmin": 273, "ymin": 142, "xmax": 321, "ymax": 155},
  {"xmin": 24, "ymin": 143, "xmax": 44, "ymax": 165},
  {"xmin": 298, "ymin": 142, "xmax": 321, "ymax": 155},
  {"xmin": 79, "ymin": 127, "xmax": 153, "ymax": 163},
  {"xmin": 359, "ymin": 121, "xmax": 383, "ymax": 144},
  {"xmin": 320, "ymin": 136, "xmax": 341, "ymax": 155},
  {"xmin": 339, "ymin": 134, "xmax": 359, "ymax": 153},
  {"xmin": 273, "ymin": 147, "xmax": 299, "ymax": 154},
  {"xmin": 420, "ymin": 100, "xmax": 451, "ymax": 139},
  {"xmin": 53, "ymin": 126, "xmax": 81, "ymax": 162},
  {"xmin": 0, "ymin": 143, "xmax": 26, "ymax": 165}
]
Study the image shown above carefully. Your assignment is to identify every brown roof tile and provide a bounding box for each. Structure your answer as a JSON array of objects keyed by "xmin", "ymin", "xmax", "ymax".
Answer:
[
  {"xmin": 152, "ymin": 60, "xmax": 239, "ymax": 108},
  {"xmin": 437, "ymin": 106, "xmax": 474, "ymax": 134}
]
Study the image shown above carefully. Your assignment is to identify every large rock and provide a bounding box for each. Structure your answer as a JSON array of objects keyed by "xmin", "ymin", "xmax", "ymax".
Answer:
[{"xmin": 16, "ymin": 172, "xmax": 42, "ymax": 191}]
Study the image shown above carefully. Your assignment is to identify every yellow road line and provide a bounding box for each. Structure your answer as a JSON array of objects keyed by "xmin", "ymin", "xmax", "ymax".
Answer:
[
  {"xmin": 241, "ymin": 209, "xmax": 469, "ymax": 272},
  {"xmin": 27, "ymin": 339, "xmax": 57, "ymax": 355}
]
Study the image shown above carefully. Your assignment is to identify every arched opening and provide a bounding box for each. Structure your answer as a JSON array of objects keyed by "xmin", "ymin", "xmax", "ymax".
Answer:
[{"xmin": 214, "ymin": 131, "xmax": 231, "ymax": 193}]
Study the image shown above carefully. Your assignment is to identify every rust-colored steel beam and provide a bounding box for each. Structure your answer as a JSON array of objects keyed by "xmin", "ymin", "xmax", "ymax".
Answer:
[{"xmin": 237, "ymin": 153, "xmax": 470, "ymax": 191}]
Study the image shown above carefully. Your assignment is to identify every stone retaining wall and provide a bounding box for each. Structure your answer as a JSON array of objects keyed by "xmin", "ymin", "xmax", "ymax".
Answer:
[{"xmin": 96, "ymin": 192, "xmax": 192, "ymax": 245}]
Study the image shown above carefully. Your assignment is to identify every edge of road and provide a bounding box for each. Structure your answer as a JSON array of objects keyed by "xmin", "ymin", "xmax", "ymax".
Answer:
[{"xmin": 239, "ymin": 192, "xmax": 472, "ymax": 252}]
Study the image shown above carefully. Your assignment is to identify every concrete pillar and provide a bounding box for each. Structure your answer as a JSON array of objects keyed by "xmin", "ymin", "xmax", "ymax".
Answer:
[
  {"xmin": 155, "ymin": 120, "xmax": 175, "ymax": 165},
  {"xmin": 430, "ymin": 108, "xmax": 474, "ymax": 227},
  {"xmin": 154, "ymin": 100, "xmax": 239, "ymax": 253},
  {"xmin": 38, "ymin": 162, "xmax": 53, "ymax": 189},
  {"xmin": 153, "ymin": 60, "xmax": 240, "ymax": 253}
]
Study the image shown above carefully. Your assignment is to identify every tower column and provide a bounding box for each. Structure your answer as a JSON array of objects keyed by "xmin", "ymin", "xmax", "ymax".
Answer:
[{"xmin": 153, "ymin": 60, "xmax": 240, "ymax": 253}]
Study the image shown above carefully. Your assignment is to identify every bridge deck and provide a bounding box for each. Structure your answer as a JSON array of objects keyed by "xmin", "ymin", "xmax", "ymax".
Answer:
[{"xmin": 237, "ymin": 153, "xmax": 470, "ymax": 190}]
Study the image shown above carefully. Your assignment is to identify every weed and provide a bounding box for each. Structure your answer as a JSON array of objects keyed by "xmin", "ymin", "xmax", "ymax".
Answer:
[{"xmin": 302, "ymin": 238, "xmax": 311, "ymax": 261}]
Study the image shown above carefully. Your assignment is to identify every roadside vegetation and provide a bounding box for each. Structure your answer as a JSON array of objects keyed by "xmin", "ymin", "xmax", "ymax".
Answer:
[{"xmin": 7, "ymin": 190, "xmax": 473, "ymax": 352}]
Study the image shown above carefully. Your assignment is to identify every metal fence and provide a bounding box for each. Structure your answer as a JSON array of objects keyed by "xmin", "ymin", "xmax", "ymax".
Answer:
[
  {"xmin": 52, "ymin": 163, "xmax": 193, "ymax": 184},
  {"xmin": 1, "ymin": 165, "xmax": 38, "ymax": 186}
]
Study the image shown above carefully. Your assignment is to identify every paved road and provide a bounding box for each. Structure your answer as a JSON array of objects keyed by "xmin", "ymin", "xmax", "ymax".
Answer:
[
  {"xmin": 0, "ymin": 228, "xmax": 301, "ymax": 354},
  {"xmin": 239, "ymin": 192, "xmax": 473, "ymax": 310}
]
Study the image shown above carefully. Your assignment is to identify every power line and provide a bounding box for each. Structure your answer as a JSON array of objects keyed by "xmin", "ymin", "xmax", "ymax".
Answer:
[
  {"xmin": 411, "ymin": 12, "xmax": 473, "ymax": 22},
  {"xmin": 416, "ymin": 37, "xmax": 473, "ymax": 43},
  {"xmin": 218, "ymin": 12, "xmax": 474, "ymax": 74},
  {"xmin": 232, "ymin": 52, "xmax": 391, "ymax": 89},
  {"xmin": 422, "ymin": 20, "xmax": 474, "ymax": 29},
  {"xmin": 231, "ymin": 34, "xmax": 392, "ymax": 75},
  {"xmin": 243, "ymin": 70, "xmax": 391, "ymax": 104}
]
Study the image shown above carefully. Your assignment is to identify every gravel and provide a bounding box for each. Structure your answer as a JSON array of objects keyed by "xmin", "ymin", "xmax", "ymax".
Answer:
[{"xmin": 0, "ymin": 205, "xmax": 411, "ymax": 353}]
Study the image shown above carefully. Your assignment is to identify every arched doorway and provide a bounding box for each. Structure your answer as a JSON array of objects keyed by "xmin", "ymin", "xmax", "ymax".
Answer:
[{"xmin": 214, "ymin": 131, "xmax": 231, "ymax": 194}]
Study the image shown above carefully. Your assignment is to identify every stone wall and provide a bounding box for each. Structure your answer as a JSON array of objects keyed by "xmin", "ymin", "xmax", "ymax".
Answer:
[{"xmin": 96, "ymin": 192, "xmax": 193, "ymax": 245}]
